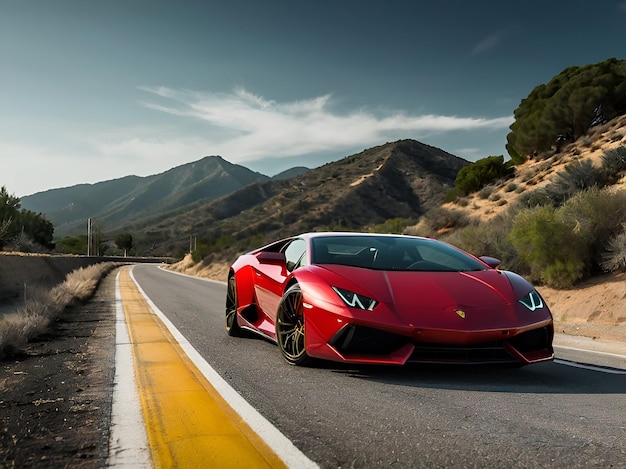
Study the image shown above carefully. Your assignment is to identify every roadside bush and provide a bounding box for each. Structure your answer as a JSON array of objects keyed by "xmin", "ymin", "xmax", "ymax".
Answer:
[
  {"xmin": 509, "ymin": 188, "xmax": 626, "ymax": 286},
  {"xmin": 557, "ymin": 187, "xmax": 626, "ymax": 268},
  {"xmin": 508, "ymin": 206, "xmax": 588, "ymax": 288},
  {"xmin": 454, "ymin": 155, "xmax": 514, "ymax": 194}
]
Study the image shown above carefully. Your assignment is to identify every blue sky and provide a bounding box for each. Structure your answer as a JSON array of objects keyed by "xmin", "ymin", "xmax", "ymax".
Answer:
[{"xmin": 2, "ymin": 0, "xmax": 626, "ymax": 197}]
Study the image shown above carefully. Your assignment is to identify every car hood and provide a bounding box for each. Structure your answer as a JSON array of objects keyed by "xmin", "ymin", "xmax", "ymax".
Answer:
[
  {"xmin": 312, "ymin": 265, "xmax": 544, "ymax": 329},
  {"xmin": 319, "ymin": 265, "xmax": 515, "ymax": 306}
]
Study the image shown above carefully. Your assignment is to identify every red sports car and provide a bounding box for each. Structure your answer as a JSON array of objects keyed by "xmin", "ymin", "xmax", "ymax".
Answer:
[{"xmin": 226, "ymin": 232, "xmax": 554, "ymax": 366}]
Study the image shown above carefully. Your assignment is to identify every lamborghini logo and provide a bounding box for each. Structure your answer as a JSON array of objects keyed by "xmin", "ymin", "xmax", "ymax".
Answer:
[{"xmin": 455, "ymin": 309, "xmax": 466, "ymax": 319}]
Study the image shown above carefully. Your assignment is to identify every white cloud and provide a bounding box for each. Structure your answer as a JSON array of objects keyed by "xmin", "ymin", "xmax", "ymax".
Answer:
[
  {"xmin": 454, "ymin": 147, "xmax": 482, "ymax": 156},
  {"xmin": 3, "ymin": 87, "xmax": 513, "ymax": 196},
  {"xmin": 138, "ymin": 86, "xmax": 513, "ymax": 162},
  {"xmin": 471, "ymin": 32, "xmax": 504, "ymax": 56}
]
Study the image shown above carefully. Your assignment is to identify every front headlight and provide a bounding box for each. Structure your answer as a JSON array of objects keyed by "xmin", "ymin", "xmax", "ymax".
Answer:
[
  {"xmin": 519, "ymin": 290, "xmax": 544, "ymax": 311},
  {"xmin": 332, "ymin": 286, "xmax": 378, "ymax": 311}
]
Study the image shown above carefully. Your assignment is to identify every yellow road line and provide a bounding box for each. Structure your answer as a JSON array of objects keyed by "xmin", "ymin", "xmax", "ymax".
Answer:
[{"xmin": 118, "ymin": 267, "xmax": 287, "ymax": 468}]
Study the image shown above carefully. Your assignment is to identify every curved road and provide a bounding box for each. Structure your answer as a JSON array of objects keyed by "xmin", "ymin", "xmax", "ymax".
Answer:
[{"xmin": 131, "ymin": 264, "xmax": 626, "ymax": 468}]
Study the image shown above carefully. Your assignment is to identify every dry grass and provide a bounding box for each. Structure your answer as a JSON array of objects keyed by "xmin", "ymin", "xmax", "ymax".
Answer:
[
  {"xmin": 167, "ymin": 253, "xmax": 229, "ymax": 282},
  {"xmin": 0, "ymin": 263, "xmax": 120, "ymax": 358}
]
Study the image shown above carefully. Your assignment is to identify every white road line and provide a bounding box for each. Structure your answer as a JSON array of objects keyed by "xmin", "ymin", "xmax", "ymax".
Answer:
[
  {"xmin": 157, "ymin": 264, "xmax": 227, "ymax": 285},
  {"xmin": 555, "ymin": 344, "xmax": 626, "ymax": 361},
  {"xmin": 107, "ymin": 271, "xmax": 152, "ymax": 468},
  {"xmin": 554, "ymin": 359, "xmax": 626, "ymax": 375},
  {"xmin": 129, "ymin": 266, "xmax": 319, "ymax": 469}
]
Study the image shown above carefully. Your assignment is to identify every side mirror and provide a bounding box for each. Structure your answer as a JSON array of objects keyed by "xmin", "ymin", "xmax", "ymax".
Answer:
[
  {"xmin": 257, "ymin": 251, "xmax": 287, "ymax": 265},
  {"xmin": 479, "ymin": 256, "xmax": 501, "ymax": 269}
]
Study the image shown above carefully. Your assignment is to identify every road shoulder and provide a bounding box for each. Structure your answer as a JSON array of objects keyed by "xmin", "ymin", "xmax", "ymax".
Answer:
[{"xmin": 0, "ymin": 268, "xmax": 117, "ymax": 467}]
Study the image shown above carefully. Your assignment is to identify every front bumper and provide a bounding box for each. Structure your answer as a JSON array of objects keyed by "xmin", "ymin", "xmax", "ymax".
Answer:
[{"xmin": 321, "ymin": 322, "xmax": 554, "ymax": 366}]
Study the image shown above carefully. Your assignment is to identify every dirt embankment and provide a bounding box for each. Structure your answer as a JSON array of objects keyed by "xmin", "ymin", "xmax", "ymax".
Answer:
[
  {"xmin": 0, "ymin": 254, "xmax": 108, "ymax": 311},
  {"xmin": 538, "ymin": 271, "xmax": 626, "ymax": 342}
]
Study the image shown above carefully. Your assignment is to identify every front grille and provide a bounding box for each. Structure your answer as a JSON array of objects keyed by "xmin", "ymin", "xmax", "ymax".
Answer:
[
  {"xmin": 329, "ymin": 325, "xmax": 408, "ymax": 356},
  {"xmin": 409, "ymin": 342, "xmax": 514, "ymax": 364}
]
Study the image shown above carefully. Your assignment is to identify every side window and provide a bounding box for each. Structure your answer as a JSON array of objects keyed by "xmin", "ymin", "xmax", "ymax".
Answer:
[{"xmin": 282, "ymin": 238, "xmax": 306, "ymax": 272}]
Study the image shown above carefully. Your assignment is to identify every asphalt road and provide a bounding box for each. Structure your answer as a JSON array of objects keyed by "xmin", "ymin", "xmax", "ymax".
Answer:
[{"xmin": 131, "ymin": 264, "xmax": 626, "ymax": 469}]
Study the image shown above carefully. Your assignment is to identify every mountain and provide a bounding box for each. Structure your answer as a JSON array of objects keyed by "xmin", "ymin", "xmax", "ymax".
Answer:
[
  {"xmin": 271, "ymin": 166, "xmax": 310, "ymax": 180},
  {"xmin": 136, "ymin": 139, "xmax": 469, "ymax": 257},
  {"xmin": 21, "ymin": 156, "xmax": 271, "ymax": 237}
]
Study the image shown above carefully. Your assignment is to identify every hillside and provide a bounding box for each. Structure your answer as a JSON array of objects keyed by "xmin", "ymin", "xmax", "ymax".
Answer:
[
  {"xmin": 20, "ymin": 156, "xmax": 270, "ymax": 237},
  {"xmin": 136, "ymin": 139, "xmax": 469, "ymax": 257},
  {"xmin": 445, "ymin": 115, "xmax": 626, "ymax": 223}
]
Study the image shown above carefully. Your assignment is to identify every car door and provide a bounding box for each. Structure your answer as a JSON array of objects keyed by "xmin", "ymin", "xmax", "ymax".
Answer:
[{"xmin": 254, "ymin": 238, "xmax": 306, "ymax": 326}]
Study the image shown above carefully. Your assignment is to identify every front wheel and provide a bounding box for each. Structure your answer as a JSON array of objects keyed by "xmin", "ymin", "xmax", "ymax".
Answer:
[
  {"xmin": 225, "ymin": 274, "xmax": 243, "ymax": 337},
  {"xmin": 276, "ymin": 284, "xmax": 311, "ymax": 366}
]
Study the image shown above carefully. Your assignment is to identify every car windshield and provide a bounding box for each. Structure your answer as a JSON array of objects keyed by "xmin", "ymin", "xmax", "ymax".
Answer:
[{"xmin": 311, "ymin": 235, "xmax": 487, "ymax": 272}]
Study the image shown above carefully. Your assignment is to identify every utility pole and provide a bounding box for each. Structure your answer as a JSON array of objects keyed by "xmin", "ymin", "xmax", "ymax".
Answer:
[{"xmin": 87, "ymin": 218, "xmax": 92, "ymax": 256}]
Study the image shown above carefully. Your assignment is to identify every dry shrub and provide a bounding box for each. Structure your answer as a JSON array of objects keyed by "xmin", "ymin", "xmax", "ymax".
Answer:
[
  {"xmin": 602, "ymin": 225, "xmax": 626, "ymax": 272},
  {"xmin": 57, "ymin": 264, "xmax": 107, "ymax": 302},
  {"xmin": 601, "ymin": 146, "xmax": 626, "ymax": 181},
  {"xmin": 0, "ymin": 312, "xmax": 47, "ymax": 355},
  {"xmin": 423, "ymin": 207, "xmax": 470, "ymax": 233},
  {"xmin": 403, "ymin": 219, "xmax": 433, "ymax": 237}
]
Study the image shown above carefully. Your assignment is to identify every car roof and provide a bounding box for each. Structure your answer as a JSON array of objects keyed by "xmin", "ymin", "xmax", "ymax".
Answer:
[{"xmin": 298, "ymin": 232, "xmax": 429, "ymax": 241}]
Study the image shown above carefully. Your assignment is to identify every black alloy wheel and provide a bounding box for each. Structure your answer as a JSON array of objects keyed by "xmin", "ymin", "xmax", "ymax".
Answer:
[
  {"xmin": 276, "ymin": 284, "xmax": 311, "ymax": 366},
  {"xmin": 225, "ymin": 274, "xmax": 242, "ymax": 336}
]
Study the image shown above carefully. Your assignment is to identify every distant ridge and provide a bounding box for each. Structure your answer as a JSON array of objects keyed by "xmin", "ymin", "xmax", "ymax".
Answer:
[
  {"xmin": 21, "ymin": 140, "xmax": 470, "ymax": 256},
  {"xmin": 271, "ymin": 166, "xmax": 309, "ymax": 180},
  {"xmin": 21, "ymin": 156, "xmax": 270, "ymax": 237},
  {"xmin": 138, "ymin": 139, "xmax": 470, "ymax": 256}
]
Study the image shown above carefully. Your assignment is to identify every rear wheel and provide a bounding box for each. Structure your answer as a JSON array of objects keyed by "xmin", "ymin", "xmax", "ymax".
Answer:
[
  {"xmin": 225, "ymin": 274, "xmax": 243, "ymax": 336},
  {"xmin": 276, "ymin": 284, "xmax": 311, "ymax": 366}
]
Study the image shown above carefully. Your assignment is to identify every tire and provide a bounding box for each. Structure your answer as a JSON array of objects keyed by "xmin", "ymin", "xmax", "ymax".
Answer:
[
  {"xmin": 276, "ymin": 284, "xmax": 311, "ymax": 366},
  {"xmin": 225, "ymin": 274, "xmax": 243, "ymax": 337}
]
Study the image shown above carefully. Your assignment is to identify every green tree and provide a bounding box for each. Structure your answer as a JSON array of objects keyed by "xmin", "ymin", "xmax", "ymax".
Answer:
[
  {"xmin": 56, "ymin": 235, "xmax": 89, "ymax": 255},
  {"xmin": 0, "ymin": 186, "xmax": 55, "ymax": 250},
  {"xmin": 507, "ymin": 58, "xmax": 626, "ymax": 163},
  {"xmin": 0, "ymin": 186, "xmax": 21, "ymax": 248},
  {"xmin": 17, "ymin": 210, "xmax": 54, "ymax": 248},
  {"xmin": 454, "ymin": 155, "xmax": 513, "ymax": 194},
  {"xmin": 115, "ymin": 232, "xmax": 134, "ymax": 257}
]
